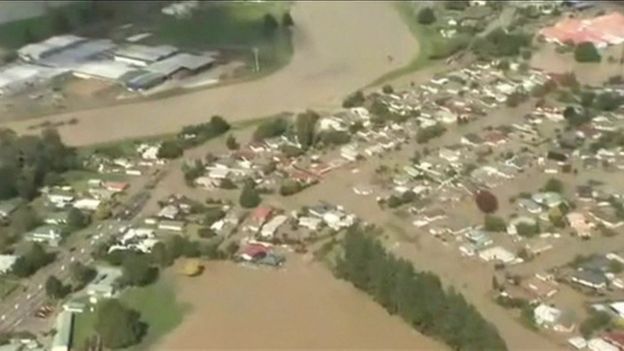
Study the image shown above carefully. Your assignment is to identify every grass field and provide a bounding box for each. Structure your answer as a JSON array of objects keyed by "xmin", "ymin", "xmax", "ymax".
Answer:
[
  {"xmin": 0, "ymin": 278, "xmax": 20, "ymax": 301},
  {"xmin": 0, "ymin": 3, "xmax": 87, "ymax": 50},
  {"xmin": 72, "ymin": 276, "xmax": 189, "ymax": 350},
  {"xmin": 150, "ymin": 1, "xmax": 293, "ymax": 73}
]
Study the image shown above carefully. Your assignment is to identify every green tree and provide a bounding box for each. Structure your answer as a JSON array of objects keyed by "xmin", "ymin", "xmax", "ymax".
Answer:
[
  {"xmin": 12, "ymin": 243, "xmax": 54, "ymax": 278},
  {"xmin": 225, "ymin": 134, "xmax": 239, "ymax": 150},
  {"xmin": 94, "ymin": 299, "xmax": 144, "ymax": 349},
  {"xmin": 239, "ymin": 184, "xmax": 261, "ymax": 208},
  {"xmin": 543, "ymin": 178, "xmax": 564, "ymax": 193},
  {"xmin": 417, "ymin": 7, "xmax": 436, "ymax": 25},
  {"xmin": 282, "ymin": 12, "xmax": 294, "ymax": 27},
  {"xmin": 279, "ymin": 179, "xmax": 303, "ymax": 196},
  {"xmin": 8, "ymin": 206, "xmax": 40, "ymax": 238},
  {"xmin": 70, "ymin": 262, "xmax": 96, "ymax": 287},
  {"xmin": 204, "ymin": 207, "xmax": 226, "ymax": 225},
  {"xmin": 157, "ymin": 141, "xmax": 183, "ymax": 159},
  {"xmin": 252, "ymin": 118, "xmax": 288, "ymax": 141},
  {"xmin": 49, "ymin": 8, "xmax": 72, "ymax": 34},
  {"xmin": 484, "ymin": 215, "xmax": 507, "ymax": 232},
  {"xmin": 149, "ymin": 242, "xmax": 173, "ymax": 267},
  {"xmin": 580, "ymin": 310, "xmax": 611, "ymax": 338},
  {"xmin": 516, "ymin": 222, "xmax": 540, "ymax": 238},
  {"xmin": 342, "ymin": 91, "xmax": 365, "ymax": 108},
  {"xmin": 67, "ymin": 207, "xmax": 90, "ymax": 231},
  {"xmin": 120, "ymin": 254, "xmax": 157, "ymax": 287},
  {"xmin": 416, "ymin": 124, "xmax": 447, "ymax": 143},
  {"xmin": 295, "ymin": 110, "xmax": 319, "ymax": 149},
  {"xmin": 263, "ymin": 13, "xmax": 279, "ymax": 35},
  {"xmin": 574, "ymin": 42, "xmax": 601, "ymax": 63},
  {"xmin": 382, "ymin": 84, "xmax": 394, "ymax": 94},
  {"xmin": 45, "ymin": 275, "xmax": 70, "ymax": 299}
]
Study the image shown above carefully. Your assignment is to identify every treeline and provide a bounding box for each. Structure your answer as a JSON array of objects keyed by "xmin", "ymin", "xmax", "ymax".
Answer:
[
  {"xmin": 0, "ymin": 128, "xmax": 78, "ymax": 200},
  {"xmin": 158, "ymin": 116, "xmax": 231, "ymax": 159},
  {"xmin": 336, "ymin": 226, "xmax": 507, "ymax": 351}
]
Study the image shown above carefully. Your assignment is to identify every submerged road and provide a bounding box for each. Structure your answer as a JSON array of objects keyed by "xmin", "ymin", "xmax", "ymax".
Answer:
[{"xmin": 2, "ymin": 1, "xmax": 418, "ymax": 146}]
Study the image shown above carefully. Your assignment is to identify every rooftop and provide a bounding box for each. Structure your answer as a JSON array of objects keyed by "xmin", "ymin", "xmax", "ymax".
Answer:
[{"xmin": 115, "ymin": 44, "xmax": 179, "ymax": 63}]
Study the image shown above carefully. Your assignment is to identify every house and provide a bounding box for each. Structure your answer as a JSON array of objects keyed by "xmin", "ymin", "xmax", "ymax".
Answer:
[
  {"xmin": 590, "ymin": 206, "xmax": 624, "ymax": 229},
  {"xmin": 567, "ymin": 212, "xmax": 593, "ymax": 237},
  {"xmin": 0, "ymin": 199, "xmax": 21, "ymax": 219},
  {"xmin": 588, "ymin": 338, "xmax": 619, "ymax": 351},
  {"xmin": 25, "ymin": 225, "xmax": 62, "ymax": 246},
  {"xmin": 247, "ymin": 206, "xmax": 274, "ymax": 232},
  {"xmin": 603, "ymin": 332, "xmax": 624, "ymax": 350},
  {"xmin": 479, "ymin": 246, "xmax": 517, "ymax": 264},
  {"xmin": 571, "ymin": 270, "xmax": 608, "ymax": 290},
  {"xmin": 0, "ymin": 255, "xmax": 17, "ymax": 275},
  {"xmin": 298, "ymin": 216, "xmax": 323, "ymax": 231},
  {"xmin": 73, "ymin": 198, "xmax": 101, "ymax": 211},
  {"xmin": 158, "ymin": 205, "xmax": 180, "ymax": 220},
  {"xmin": 44, "ymin": 211, "xmax": 69, "ymax": 226},
  {"xmin": 518, "ymin": 198, "xmax": 543, "ymax": 214},
  {"xmin": 51, "ymin": 311, "xmax": 73, "ymax": 351},
  {"xmin": 569, "ymin": 337, "xmax": 588, "ymax": 350},
  {"xmin": 158, "ymin": 220, "xmax": 185, "ymax": 232},
  {"xmin": 103, "ymin": 181, "xmax": 129, "ymax": 193},
  {"xmin": 239, "ymin": 243, "xmax": 271, "ymax": 261},
  {"xmin": 260, "ymin": 215, "xmax": 288, "ymax": 239},
  {"xmin": 87, "ymin": 266, "xmax": 123, "ymax": 300},
  {"xmin": 466, "ymin": 229, "xmax": 493, "ymax": 248},
  {"xmin": 534, "ymin": 303, "xmax": 562, "ymax": 327},
  {"xmin": 522, "ymin": 275, "xmax": 558, "ymax": 300},
  {"xmin": 47, "ymin": 189, "xmax": 75, "ymax": 207},
  {"xmin": 525, "ymin": 238, "xmax": 554, "ymax": 256},
  {"xmin": 532, "ymin": 192, "xmax": 564, "ymax": 208}
]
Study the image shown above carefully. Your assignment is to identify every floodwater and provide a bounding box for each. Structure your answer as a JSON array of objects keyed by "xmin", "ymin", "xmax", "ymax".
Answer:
[
  {"xmin": 156, "ymin": 257, "xmax": 445, "ymax": 350},
  {"xmin": 2, "ymin": 1, "xmax": 419, "ymax": 146}
]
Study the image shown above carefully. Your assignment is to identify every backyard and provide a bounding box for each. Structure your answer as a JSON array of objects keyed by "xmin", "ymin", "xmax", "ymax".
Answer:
[{"xmin": 71, "ymin": 275, "xmax": 188, "ymax": 351}]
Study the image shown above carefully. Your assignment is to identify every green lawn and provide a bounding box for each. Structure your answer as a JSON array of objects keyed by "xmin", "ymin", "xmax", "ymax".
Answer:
[
  {"xmin": 0, "ymin": 278, "xmax": 20, "ymax": 301},
  {"xmin": 0, "ymin": 3, "xmax": 88, "ymax": 50},
  {"xmin": 72, "ymin": 277, "xmax": 189, "ymax": 350},
  {"xmin": 149, "ymin": 2, "xmax": 293, "ymax": 73}
]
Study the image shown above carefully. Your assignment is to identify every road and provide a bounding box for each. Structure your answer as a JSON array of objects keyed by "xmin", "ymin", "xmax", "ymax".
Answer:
[
  {"xmin": 0, "ymin": 179, "xmax": 154, "ymax": 332},
  {"xmin": 1, "ymin": 1, "xmax": 419, "ymax": 146}
]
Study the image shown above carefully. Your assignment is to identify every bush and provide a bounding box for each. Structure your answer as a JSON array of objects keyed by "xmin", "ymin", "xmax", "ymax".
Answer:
[
  {"xmin": 253, "ymin": 118, "xmax": 289, "ymax": 141},
  {"xmin": 279, "ymin": 179, "xmax": 303, "ymax": 196},
  {"xmin": 472, "ymin": 27, "xmax": 532, "ymax": 58},
  {"xmin": 318, "ymin": 130, "xmax": 351, "ymax": 146},
  {"xmin": 204, "ymin": 207, "xmax": 226, "ymax": 225},
  {"xmin": 418, "ymin": 7, "xmax": 436, "ymax": 25},
  {"xmin": 516, "ymin": 222, "xmax": 540, "ymax": 238},
  {"xmin": 382, "ymin": 84, "xmax": 394, "ymax": 94},
  {"xmin": 475, "ymin": 190, "xmax": 499, "ymax": 214},
  {"xmin": 239, "ymin": 184, "xmax": 261, "ymax": 208},
  {"xmin": 417, "ymin": 124, "xmax": 447, "ymax": 144},
  {"xmin": 543, "ymin": 178, "xmax": 564, "ymax": 193},
  {"xmin": 574, "ymin": 42, "xmax": 601, "ymax": 63},
  {"xmin": 178, "ymin": 116, "xmax": 231, "ymax": 148},
  {"xmin": 484, "ymin": 215, "xmax": 506, "ymax": 232},
  {"xmin": 342, "ymin": 91, "xmax": 365, "ymax": 108},
  {"xmin": 157, "ymin": 140, "xmax": 184, "ymax": 159},
  {"xmin": 295, "ymin": 110, "xmax": 320, "ymax": 149},
  {"xmin": 226, "ymin": 135, "xmax": 239, "ymax": 150}
]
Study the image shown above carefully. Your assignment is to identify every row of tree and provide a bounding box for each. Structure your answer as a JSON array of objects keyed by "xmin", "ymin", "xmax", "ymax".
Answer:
[
  {"xmin": 158, "ymin": 116, "xmax": 231, "ymax": 159},
  {"xmin": 0, "ymin": 128, "xmax": 78, "ymax": 200},
  {"xmin": 336, "ymin": 226, "xmax": 508, "ymax": 351}
]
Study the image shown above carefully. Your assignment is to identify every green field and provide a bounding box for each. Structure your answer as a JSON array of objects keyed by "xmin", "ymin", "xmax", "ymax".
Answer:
[
  {"xmin": 150, "ymin": 1, "xmax": 293, "ymax": 73},
  {"xmin": 0, "ymin": 278, "xmax": 20, "ymax": 300},
  {"xmin": 72, "ymin": 276, "xmax": 189, "ymax": 350},
  {"xmin": 0, "ymin": 3, "xmax": 88, "ymax": 50}
]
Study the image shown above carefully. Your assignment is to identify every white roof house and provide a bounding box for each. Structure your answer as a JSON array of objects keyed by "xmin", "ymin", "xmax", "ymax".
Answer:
[
  {"xmin": 87, "ymin": 266, "xmax": 123, "ymax": 300},
  {"xmin": 51, "ymin": 310, "xmax": 74, "ymax": 351},
  {"xmin": 0, "ymin": 255, "xmax": 17, "ymax": 275},
  {"xmin": 73, "ymin": 198, "xmax": 101, "ymax": 211},
  {"xmin": 534, "ymin": 303, "xmax": 562, "ymax": 327},
  {"xmin": 260, "ymin": 215, "xmax": 288, "ymax": 238},
  {"xmin": 588, "ymin": 338, "xmax": 619, "ymax": 351}
]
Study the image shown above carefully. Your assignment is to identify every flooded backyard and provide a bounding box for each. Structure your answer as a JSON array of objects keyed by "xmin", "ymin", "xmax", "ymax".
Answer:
[{"xmin": 156, "ymin": 256, "xmax": 444, "ymax": 350}]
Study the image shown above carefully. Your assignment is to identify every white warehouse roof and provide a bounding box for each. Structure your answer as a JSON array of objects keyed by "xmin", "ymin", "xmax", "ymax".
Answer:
[
  {"xmin": 73, "ymin": 60, "xmax": 137, "ymax": 81},
  {"xmin": 114, "ymin": 44, "xmax": 179, "ymax": 64},
  {"xmin": 146, "ymin": 53, "xmax": 216, "ymax": 76},
  {"xmin": 18, "ymin": 34, "xmax": 87, "ymax": 61}
]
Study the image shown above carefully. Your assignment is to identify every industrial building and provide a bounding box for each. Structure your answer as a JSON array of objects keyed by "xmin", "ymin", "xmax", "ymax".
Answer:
[
  {"xmin": 17, "ymin": 34, "xmax": 86, "ymax": 62},
  {"xmin": 0, "ymin": 63, "xmax": 68, "ymax": 96},
  {"xmin": 114, "ymin": 44, "xmax": 179, "ymax": 66}
]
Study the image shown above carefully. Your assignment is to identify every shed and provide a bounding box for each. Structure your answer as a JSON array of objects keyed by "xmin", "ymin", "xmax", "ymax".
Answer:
[
  {"xmin": 73, "ymin": 60, "xmax": 136, "ymax": 81},
  {"xmin": 18, "ymin": 34, "xmax": 86, "ymax": 61}
]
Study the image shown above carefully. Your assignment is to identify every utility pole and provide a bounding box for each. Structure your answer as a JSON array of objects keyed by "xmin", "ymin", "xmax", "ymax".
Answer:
[{"xmin": 253, "ymin": 47, "xmax": 260, "ymax": 72}]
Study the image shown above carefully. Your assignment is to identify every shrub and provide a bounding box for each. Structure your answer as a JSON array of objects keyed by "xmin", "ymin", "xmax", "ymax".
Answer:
[
  {"xmin": 574, "ymin": 42, "xmax": 601, "ymax": 63},
  {"xmin": 418, "ymin": 7, "xmax": 436, "ymax": 25}
]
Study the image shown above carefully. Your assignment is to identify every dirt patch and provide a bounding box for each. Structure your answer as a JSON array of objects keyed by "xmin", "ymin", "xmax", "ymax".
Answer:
[
  {"xmin": 2, "ymin": 1, "xmax": 419, "ymax": 146},
  {"xmin": 156, "ymin": 257, "xmax": 445, "ymax": 350}
]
